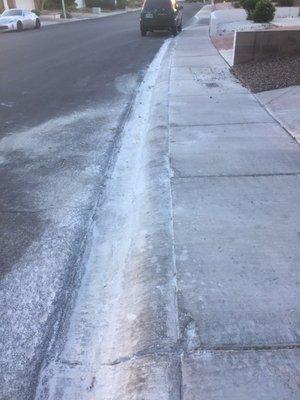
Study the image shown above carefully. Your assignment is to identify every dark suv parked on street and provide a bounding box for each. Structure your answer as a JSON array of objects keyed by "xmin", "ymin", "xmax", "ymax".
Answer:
[{"xmin": 140, "ymin": 0, "xmax": 183, "ymax": 36}]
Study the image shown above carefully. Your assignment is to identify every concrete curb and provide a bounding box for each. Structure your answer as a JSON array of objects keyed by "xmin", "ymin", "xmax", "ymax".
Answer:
[{"xmin": 35, "ymin": 38, "xmax": 182, "ymax": 399}]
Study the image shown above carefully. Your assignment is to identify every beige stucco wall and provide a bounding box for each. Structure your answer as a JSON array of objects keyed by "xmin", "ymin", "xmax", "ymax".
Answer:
[
  {"xmin": 233, "ymin": 29, "xmax": 300, "ymax": 65},
  {"xmin": 15, "ymin": 0, "xmax": 35, "ymax": 9},
  {"xmin": 3, "ymin": 0, "xmax": 35, "ymax": 9}
]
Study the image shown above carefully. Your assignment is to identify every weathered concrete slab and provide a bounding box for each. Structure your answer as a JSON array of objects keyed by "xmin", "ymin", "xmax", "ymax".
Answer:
[
  {"xmin": 172, "ymin": 175, "xmax": 300, "ymax": 347},
  {"xmin": 255, "ymin": 86, "xmax": 292, "ymax": 105},
  {"xmin": 169, "ymin": 93, "xmax": 273, "ymax": 126},
  {"xmin": 182, "ymin": 349, "xmax": 300, "ymax": 400},
  {"xmin": 170, "ymin": 66, "xmax": 213, "ymax": 81},
  {"xmin": 170, "ymin": 65, "xmax": 230, "ymax": 82},
  {"xmin": 174, "ymin": 39, "xmax": 218, "ymax": 57},
  {"xmin": 169, "ymin": 76, "xmax": 247, "ymax": 96},
  {"xmin": 174, "ymin": 48, "xmax": 219, "ymax": 57},
  {"xmin": 175, "ymin": 33, "xmax": 213, "ymax": 43},
  {"xmin": 267, "ymin": 117, "xmax": 300, "ymax": 145},
  {"xmin": 40, "ymin": 355, "xmax": 180, "ymax": 400},
  {"xmin": 175, "ymin": 42, "xmax": 213, "ymax": 51},
  {"xmin": 175, "ymin": 41, "xmax": 216, "ymax": 50},
  {"xmin": 257, "ymin": 85, "xmax": 300, "ymax": 116},
  {"xmin": 256, "ymin": 85, "xmax": 300, "ymax": 144},
  {"xmin": 170, "ymin": 123, "xmax": 300, "ymax": 177},
  {"xmin": 172, "ymin": 55, "xmax": 226, "ymax": 68}
]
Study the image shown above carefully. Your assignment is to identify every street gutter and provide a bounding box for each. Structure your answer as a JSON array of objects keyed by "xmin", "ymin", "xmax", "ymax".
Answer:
[{"xmin": 34, "ymin": 37, "xmax": 183, "ymax": 399}]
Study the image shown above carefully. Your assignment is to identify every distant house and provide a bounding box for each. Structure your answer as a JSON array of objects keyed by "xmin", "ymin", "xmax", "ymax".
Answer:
[
  {"xmin": 76, "ymin": 0, "xmax": 85, "ymax": 7},
  {"xmin": 0, "ymin": 0, "xmax": 35, "ymax": 11}
]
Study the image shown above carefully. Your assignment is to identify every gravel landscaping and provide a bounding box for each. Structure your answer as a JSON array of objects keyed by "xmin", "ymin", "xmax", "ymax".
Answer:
[{"xmin": 231, "ymin": 56, "xmax": 300, "ymax": 93}]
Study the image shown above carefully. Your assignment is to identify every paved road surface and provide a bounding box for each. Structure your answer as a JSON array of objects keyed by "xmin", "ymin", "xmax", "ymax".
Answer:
[
  {"xmin": 0, "ymin": 4, "xmax": 203, "ymax": 400},
  {"xmin": 0, "ymin": 6, "xmax": 200, "ymax": 135}
]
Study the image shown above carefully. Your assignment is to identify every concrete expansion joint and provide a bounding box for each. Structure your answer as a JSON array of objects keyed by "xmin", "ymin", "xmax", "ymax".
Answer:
[
  {"xmin": 94, "ymin": 341, "xmax": 300, "ymax": 369},
  {"xmin": 170, "ymin": 121, "xmax": 276, "ymax": 128},
  {"xmin": 258, "ymin": 87, "xmax": 291, "ymax": 107},
  {"xmin": 101, "ymin": 345, "xmax": 179, "ymax": 367},
  {"xmin": 255, "ymin": 95, "xmax": 300, "ymax": 146},
  {"xmin": 187, "ymin": 342, "xmax": 300, "ymax": 353},
  {"xmin": 175, "ymin": 54, "xmax": 217, "ymax": 59},
  {"xmin": 171, "ymin": 172, "xmax": 300, "ymax": 180},
  {"xmin": 0, "ymin": 206, "xmax": 95, "ymax": 214}
]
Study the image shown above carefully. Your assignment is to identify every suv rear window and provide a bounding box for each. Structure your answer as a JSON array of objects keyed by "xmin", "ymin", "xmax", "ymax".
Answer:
[{"xmin": 143, "ymin": 0, "xmax": 172, "ymax": 10}]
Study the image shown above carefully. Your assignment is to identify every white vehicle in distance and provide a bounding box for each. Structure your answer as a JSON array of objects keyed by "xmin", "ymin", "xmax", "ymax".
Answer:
[{"xmin": 0, "ymin": 9, "xmax": 41, "ymax": 32}]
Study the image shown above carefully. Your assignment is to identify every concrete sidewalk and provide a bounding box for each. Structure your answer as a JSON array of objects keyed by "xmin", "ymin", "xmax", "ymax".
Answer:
[
  {"xmin": 168, "ymin": 10, "xmax": 300, "ymax": 399},
  {"xmin": 257, "ymin": 85, "xmax": 300, "ymax": 145}
]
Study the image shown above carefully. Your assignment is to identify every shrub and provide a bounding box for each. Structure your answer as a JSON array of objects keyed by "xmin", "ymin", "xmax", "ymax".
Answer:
[
  {"xmin": 85, "ymin": 0, "xmax": 101, "ymax": 7},
  {"xmin": 44, "ymin": 0, "xmax": 76, "ymax": 10},
  {"xmin": 233, "ymin": 1, "xmax": 242, "ymax": 7},
  {"xmin": 103, "ymin": 0, "xmax": 117, "ymax": 9},
  {"xmin": 31, "ymin": 9, "xmax": 41, "ymax": 15},
  {"xmin": 117, "ymin": 0, "xmax": 126, "ymax": 8},
  {"xmin": 85, "ymin": 0, "xmax": 97, "ymax": 6},
  {"xmin": 240, "ymin": 0, "xmax": 259, "ymax": 19},
  {"xmin": 126, "ymin": 0, "xmax": 142, "ymax": 6},
  {"xmin": 60, "ymin": 11, "xmax": 73, "ymax": 17},
  {"xmin": 252, "ymin": 0, "xmax": 275, "ymax": 22},
  {"xmin": 85, "ymin": 0, "xmax": 118, "ymax": 9}
]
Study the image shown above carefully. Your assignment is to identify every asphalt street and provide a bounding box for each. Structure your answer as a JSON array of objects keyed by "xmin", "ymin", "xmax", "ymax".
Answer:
[
  {"xmin": 0, "ymin": 4, "xmax": 203, "ymax": 400},
  {"xmin": 0, "ymin": 5, "xmax": 201, "ymax": 135}
]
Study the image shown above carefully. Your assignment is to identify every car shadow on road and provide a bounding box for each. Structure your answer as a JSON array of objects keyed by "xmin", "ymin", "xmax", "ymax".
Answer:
[{"xmin": 146, "ymin": 31, "xmax": 174, "ymax": 38}]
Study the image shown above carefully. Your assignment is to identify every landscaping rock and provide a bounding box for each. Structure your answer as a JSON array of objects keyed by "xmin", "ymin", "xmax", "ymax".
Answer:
[{"xmin": 232, "ymin": 55, "xmax": 300, "ymax": 92}]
